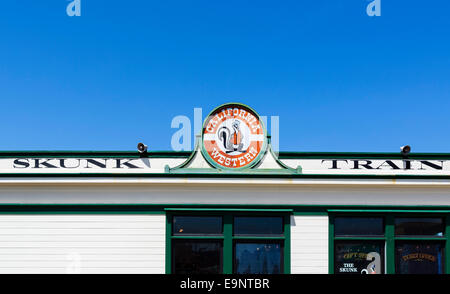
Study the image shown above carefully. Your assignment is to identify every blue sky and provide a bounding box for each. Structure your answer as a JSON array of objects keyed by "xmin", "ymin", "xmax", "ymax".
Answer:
[{"xmin": 1, "ymin": 1, "xmax": 449, "ymax": 152}]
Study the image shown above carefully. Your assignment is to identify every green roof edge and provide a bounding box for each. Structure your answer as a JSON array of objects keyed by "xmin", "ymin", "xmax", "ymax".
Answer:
[{"xmin": 1, "ymin": 150, "xmax": 450, "ymax": 159}]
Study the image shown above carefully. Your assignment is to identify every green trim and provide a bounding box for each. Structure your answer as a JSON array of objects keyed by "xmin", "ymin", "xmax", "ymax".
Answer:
[
  {"xmin": 166, "ymin": 167, "xmax": 300, "ymax": 175},
  {"xmin": 385, "ymin": 215, "xmax": 395, "ymax": 274},
  {"xmin": 284, "ymin": 214, "xmax": 291, "ymax": 274},
  {"xmin": 0, "ymin": 204, "xmax": 449, "ymax": 211},
  {"xmin": 446, "ymin": 217, "xmax": 450, "ymax": 274},
  {"xmin": 231, "ymin": 236, "xmax": 285, "ymax": 240},
  {"xmin": 278, "ymin": 152, "xmax": 450, "ymax": 160},
  {"xmin": 165, "ymin": 208, "xmax": 293, "ymax": 212},
  {"xmin": 223, "ymin": 214, "xmax": 233, "ymax": 274},
  {"xmin": 393, "ymin": 237, "xmax": 446, "ymax": 241},
  {"xmin": 6, "ymin": 204, "xmax": 449, "ymax": 214},
  {"xmin": 1, "ymin": 204, "xmax": 450, "ymax": 211},
  {"xmin": 293, "ymin": 211, "xmax": 329, "ymax": 216},
  {"xmin": 2, "ymin": 150, "xmax": 450, "ymax": 160},
  {"xmin": 171, "ymin": 236, "xmax": 224, "ymax": 240},
  {"xmin": 0, "ymin": 151, "xmax": 191, "ymax": 158},
  {"xmin": 251, "ymin": 136, "xmax": 302, "ymax": 174},
  {"xmin": 164, "ymin": 134, "xmax": 214, "ymax": 173},
  {"xmin": 334, "ymin": 237, "xmax": 386, "ymax": 240},
  {"xmin": 328, "ymin": 216, "xmax": 334, "ymax": 274},
  {"xmin": 1, "ymin": 172, "xmax": 450, "ymax": 180},
  {"xmin": 165, "ymin": 213, "xmax": 172, "ymax": 274}
]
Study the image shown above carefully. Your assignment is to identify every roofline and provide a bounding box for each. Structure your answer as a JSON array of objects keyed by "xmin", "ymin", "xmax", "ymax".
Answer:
[
  {"xmin": 1, "ymin": 150, "xmax": 450, "ymax": 159},
  {"xmin": 278, "ymin": 152, "xmax": 450, "ymax": 160},
  {"xmin": 0, "ymin": 173, "xmax": 449, "ymax": 180},
  {"xmin": 0, "ymin": 151, "xmax": 191, "ymax": 158}
]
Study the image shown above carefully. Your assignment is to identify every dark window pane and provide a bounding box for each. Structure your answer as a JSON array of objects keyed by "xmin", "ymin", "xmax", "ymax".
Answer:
[
  {"xmin": 172, "ymin": 240, "xmax": 222, "ymax": 274},
  {"xmin": 334, "ymin": 217, "xmax": 384, "ymax": 236},
  {"xmin": 395, "ymin": 218, "xmax": 444, "ymax": 236},
  {"xmin": 234, "ymin": 217, "xmax": 283, "ymax": 236},
  {"xmin": 395, "ymin": 242, "xmax": 444, "ymax": 274},
  {"xmin": 173, "ymin": 216, "xmax": 222, "ymax": 235},
  {"xmin": 335, "ymin": 242, "xmax": 384, "ymax": 274},
  {"xmin": 234, "ymin": 242, "xmax": 283, "ymax": 274}
]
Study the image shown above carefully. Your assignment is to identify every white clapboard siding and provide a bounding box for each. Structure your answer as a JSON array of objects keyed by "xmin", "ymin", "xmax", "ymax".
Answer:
[
  {"xmin": 0, "ymin": 268, "xmax": 163, "ymax": 274},
  {"xmin": 291, "ymin": 215, "xmax": 328, "ymax": 274},
  {"xmin": 0, "ymin": 214, "xmax": 165, "ymax": 274},
  {"xmin": 0, "ymin": 254, "xmax": 164, "ymax": 261},
  {"xmin": 0, "ymin": 222, "xmax": 163, "ymax": 229}
]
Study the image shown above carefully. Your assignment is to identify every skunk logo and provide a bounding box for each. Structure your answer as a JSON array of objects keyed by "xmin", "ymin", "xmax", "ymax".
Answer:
[{"xmin": 218, "ymin": 120, "xmax": 246, "ymax": 153}]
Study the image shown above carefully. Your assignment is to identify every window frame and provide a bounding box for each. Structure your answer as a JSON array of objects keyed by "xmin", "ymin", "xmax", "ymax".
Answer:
[
  {"xmin": 394, "ymin": 217, "xmax": 445, "ymax": 238},
  {"xmin": 233, "ymin": 216, "xmax": 285, "ymax": 237},
  {"xmin": 172, "ymin": 215, "xmax": 224, "ymax": 236},
  {"xmin": 171, "ymin": 238, "xmax": 224, "ymax": 274},
  {"xmin": 331, "ymin": 213, "xmax": 387, "ymax": 274},
  {"xmin": 166, "ymin": 210, "xmax": 291, "ymax": 274},
  {"xmin": 394, "ymin": 240, "xmax": 445, "ymax": 274},
  {"xmin": 329, "ymin": 212, "xmax": 450, "ymax": 274},
  {"xmin": 334, "ymin": 216, "xmax": 385, "ymax": 238},
  {"xmin": 233, "ymin": 239, "xmax": 285, "ymax": 274}
]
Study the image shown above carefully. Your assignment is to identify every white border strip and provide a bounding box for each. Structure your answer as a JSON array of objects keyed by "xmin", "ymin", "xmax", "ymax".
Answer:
[{"xmin": 0, "ymin": 177, "xmax": 449, "ymax": 187}]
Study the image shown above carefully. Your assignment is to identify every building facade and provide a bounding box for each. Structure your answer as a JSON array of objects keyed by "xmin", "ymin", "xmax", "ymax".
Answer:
[{"xmin": 0, "ymin": 103, "xmax": 449, "ymax": 274}]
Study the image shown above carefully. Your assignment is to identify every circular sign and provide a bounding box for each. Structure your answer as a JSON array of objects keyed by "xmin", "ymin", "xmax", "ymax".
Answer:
[{"xmin": 201, "ymin": 103, "xmax": 267, "ymax": 170}]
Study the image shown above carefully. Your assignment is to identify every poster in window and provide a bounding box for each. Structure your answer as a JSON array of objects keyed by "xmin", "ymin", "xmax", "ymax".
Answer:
[
  {"xmin": 395, "ymin": 242, "xmax": 444, "ymax": 274},
  {"xmin": 335, "ymin": 242, "xmax": 384, "ymax": 274}
]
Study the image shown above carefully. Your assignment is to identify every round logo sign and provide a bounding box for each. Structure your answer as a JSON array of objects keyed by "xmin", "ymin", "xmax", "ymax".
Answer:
[{"xmin": 202, "ymin": 103, "xmax": 267, "ymax": 170}]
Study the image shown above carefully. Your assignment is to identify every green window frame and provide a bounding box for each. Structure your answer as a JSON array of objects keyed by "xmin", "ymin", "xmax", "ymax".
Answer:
[
  {"xmin": 165, "ymin": 210, "xmax": 291, "ymax": 274},
  {"xmin": 329, "ymin": 212, "xmax": 450, "ymax": 274}
]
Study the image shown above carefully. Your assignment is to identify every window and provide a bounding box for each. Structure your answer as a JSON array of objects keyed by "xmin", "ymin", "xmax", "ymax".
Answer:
[
  {"xmin": 173, "ymin": 216, "xmax": 222, "ymax": 235},
  {"xmin": 172, "ymin": 240, "xmax": 223, "ymax": 274},
  {"xmin": 333, "ymin": 217, "xmax": 385, "ymax": 274},
  {"xmin": 234, "ymin": 216, "xmax": 283, "ymax": 236},
  {"xmin": 395, "ymin": 218, "xmax": 444, "ymax": 237},
  {"xmin": 395, "ymin": 242, "xmax": 444, "ymax": 274},
  {"xmin": 233, "ymin": 217, "xmax": 284, "ymax": 274},
  {"xmin": 335, "ymin": 242, "xmax": 384, "ymax": 274},
  {"xmin": 332, "ymin": 215, "xmax": 448, "ymax": 274},
  {"xmin": 334, "ymin": 217, "xmax": 384, "ymax": 237},
  {"xmin": 168, "ymin": 213, "xmax": 289, "ymax": 274},
  {"xmin": 394, "ymin": 217, "xmax": 445, "ymax": 274},
  {"xmin": 171, "ymin": 216, "xmax": 223, "ymax": 274},
  {"xmin": 234, "ymin": 241, "xmax": 282, "ymax": 274}
]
